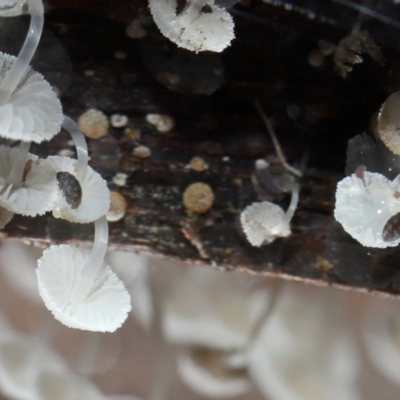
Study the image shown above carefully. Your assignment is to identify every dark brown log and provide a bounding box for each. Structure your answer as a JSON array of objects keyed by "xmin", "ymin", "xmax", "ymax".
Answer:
[{"xmin": 4, "ymin": 0, "xmax": 400, "ymax": 298}]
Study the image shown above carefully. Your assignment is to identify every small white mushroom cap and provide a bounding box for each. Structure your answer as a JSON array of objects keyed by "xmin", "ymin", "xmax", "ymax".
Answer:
[
  {"xmin": 334, "ymin": 171, "xmax": 400, "ymax": 248},
  {"xmin": 363, "ymin": 305, "xmax": 400, "ymax": 386},
  {"xmin": 177, "ymin": 348, "xmax": 251, "ymax": 398},
  {"xmin": 0, "ymin": 145, "xmax": 58, "ymax": 216},
  {"xmin": 149, "ymin": 0, "xmax": 235, "ymax": 53},
  {"xmin": 36, "ymin": 244, "xmax": 132, "ymax": 332},
  {"xmin": 0, "ymin": 52, "xmax": 62, "ymax": 143},
  {"xmin": 46, "ymin": 155, "xmax": 110, "ymax": 223},
  {"xmin": 240, "ymin": 201, "xmax": 291, "ymax": 246}
]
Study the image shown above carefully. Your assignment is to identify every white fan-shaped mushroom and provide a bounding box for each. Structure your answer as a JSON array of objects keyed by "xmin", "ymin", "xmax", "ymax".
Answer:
[
  {"xmin": 177, "ymin": 348, "xmax": 251, "ymax": 398},
  {"xmin": 334, "ymin": 171, "xmax": 400, "ymax": 248},
  {"xmin": 149, "ymin": 0, "xmax": 235, "ymax": 53},
  {"xmin": 36, "ymin": 216, "xmax": 131, "ymax": 332},
  {"xmin": 0, "ymin": 55, "xmax": 62, "ymax": 142},
  {"xmin": 46, "ymin": 155, "xmax": 110, "ymax": 223},
  {"xmin": 0, "ymin": 144, "xmax": 58, "ymax": 216}
]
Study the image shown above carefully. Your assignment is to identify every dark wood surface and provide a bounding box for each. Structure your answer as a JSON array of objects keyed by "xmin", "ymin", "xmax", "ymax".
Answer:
[{"xmin": 4, "ymin": 0, "xmax": 400, "ymax": 297}]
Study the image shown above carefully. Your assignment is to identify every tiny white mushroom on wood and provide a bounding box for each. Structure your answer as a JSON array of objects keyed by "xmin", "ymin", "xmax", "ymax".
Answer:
[
  {"xmin": 334, "ymin": 171, "xmax": 400, "ymax": 248},
  {"xmin": 148, "ymin": 0, "xmax": 235, "ymax": 53},
  {"xmin": 240, "ymin": 184, "xmax": 299, "ymax": 247}
]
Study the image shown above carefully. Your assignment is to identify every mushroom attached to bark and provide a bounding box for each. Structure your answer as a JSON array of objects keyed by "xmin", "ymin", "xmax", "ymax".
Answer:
[
  {"xmin": 363, "ymin": 304, "xmax": 400, "ymax": 387},
  {"xmin": 36, "ymin": 216, "xmax": 132, "ymax": 332},
  {"xmin": 240, "ymin": 184, "xmax": 299, "ymax": 247},
  {"xmin": 0, "ymin": 145, "xmax": 58, "ymax": 217},
  {"xmin": 0, "ymin": 0, "xmax": 62, "ymax": 143},
  {"xmin": 334, "ymin": 171, "xmax": 400, "ymax": 248},
  {"xmin": 46, "ymin": 155, "xmax": 109, "ymax": 224},
  {"xmin": 148, "ymin": 0, "xmax": 235, "ymax": 53}
]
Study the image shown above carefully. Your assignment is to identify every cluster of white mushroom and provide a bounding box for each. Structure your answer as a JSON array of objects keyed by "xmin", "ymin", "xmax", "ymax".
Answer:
[
  {"xmin": 334, "ymin": 91, "xmax": 400, "ymax": 248},
  {"xmin": 0, "ymin": 0, "xmax": 131, "ymax": 332}
]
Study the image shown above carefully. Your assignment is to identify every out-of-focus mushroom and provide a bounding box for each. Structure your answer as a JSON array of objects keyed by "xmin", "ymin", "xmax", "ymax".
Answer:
[
  {"xmin": 377, "ymin": 92, "xmax": 400, "ymax": 156},
  {"xmin": 46, "ymin": 155, "xmax": 109, "ymax": 224},
  {"xmin": 177, "ymin": 347, "xmax": 251, "ymax": 398},
  {"xmin": 36, "ymin": 216, "xmax": 131, "ymax": 332},
  {"xmin": 248, "ymin": 284, "xmax": 361, "ymax": 400},
  {"xmin": 0, "ymin": 239, "xmax": 42, "ymax": 301}
]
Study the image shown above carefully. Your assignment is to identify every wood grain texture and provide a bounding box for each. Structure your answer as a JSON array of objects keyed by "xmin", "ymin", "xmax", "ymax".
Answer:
[{"xmin": 4, "ymin": 0, "xmax": 400, "ymax": 297}]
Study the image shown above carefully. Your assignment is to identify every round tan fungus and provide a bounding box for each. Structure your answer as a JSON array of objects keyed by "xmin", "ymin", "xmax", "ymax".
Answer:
[
  {"xmin": 183, "ymin": 183, "xmax": 214, "ymax": 214},
  {"xmin": 189, "ymin": 157, "xmax": 208, "ymax": 172},
  {"xmin": 107, "ymin": 192, "xmax": 127, "ymax": 222},
  {"xmin": 133, "ymin": 145, "xmax": 151, "ymax": 159},
  {"xmin": 78, "ymin": 109, "xmax": 109, "ymax": 139},
  {"xmin": 146, "ymin": 113, "xmax": 175, "ymax": 133},
  {"xmin": 124, "ymin": 127, "xmax": 141, "ymax": 140},
  {"xmin": 111, "ymin": 114, "xmax": 128, "ymax": 128}
]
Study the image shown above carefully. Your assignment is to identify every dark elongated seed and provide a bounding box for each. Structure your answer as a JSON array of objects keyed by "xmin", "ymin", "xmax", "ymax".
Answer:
[
  {"xmin": 383, "ymin": 212, "xmax": 400, "ymax": 242},
  {"xmin": 56, "ymin": 171, "xmax": 82, "ymax": 209}
]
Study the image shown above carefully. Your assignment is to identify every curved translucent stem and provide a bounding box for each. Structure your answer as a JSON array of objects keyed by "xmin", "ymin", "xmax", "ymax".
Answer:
[
  {"xmin": 0, "ymin": 0, "xmax": 44, "ymax": 106},
  {"xmin": 61, "ymin": 115, "xmax": 88, "ymax": 182},
  {"xmin": 70, "ymin": 216, "xmax": 109, "ymax": 304},
  {"xmin": 282, "ymin": 184, "xmax": 299, "ymax": 228},
  {"xmin": 6, "ymin": 140, "xmax": 31, "ymax": 186},
  {"xmin": 254, "ymin": 101, "xmax": 303, "ymax": 178}
]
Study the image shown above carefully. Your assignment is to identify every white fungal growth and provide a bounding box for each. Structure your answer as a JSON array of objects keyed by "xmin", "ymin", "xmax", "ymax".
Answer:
[
  {"xmin": 0, "ymin": 53, "xmax": 63, "ymax": 143},
  {"xmin": 0, "ymin": 145, "xmax": 58, "ymax": 217},
  {"xmin": 36, "ymin": 216, "xmax": 132, "ymax": 332},
  {"xmin": 240, "ymin": 185, "xmax": 299, "ymax": 246},
  {"xmin": 46, "ymin": 156, "xmax": 110, "ymax": 224},
  {"xmin": 148, "ymin": 0, "xmax": 235, "ymax": 53},
  {"xmin": 334, "ymin": 171, "xmax": 400, "ymax": 248}
]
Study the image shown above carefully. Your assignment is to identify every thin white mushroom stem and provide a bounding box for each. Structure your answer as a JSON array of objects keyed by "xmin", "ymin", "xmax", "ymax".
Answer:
[
  {"xmin": 61, "ymin": 115, "xmax": 88, "ymax": 182},
  {"xmin": 69, "ymin": 215, "xmax": 109, "ymax": 305},
  {"xmin": 254, "ymin": 101, "xmax": 303, "ymax": 178},
  {"xmin": 6, "ymin": 140, "xmax": 31, "ymax": 187},
  {"xmin": 282, "ymin": 183, "xmax": 299, "ymax": 228},
  {"xmin": 0, "ymin": 0, "xmax": 44, "ymax": 106}
]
